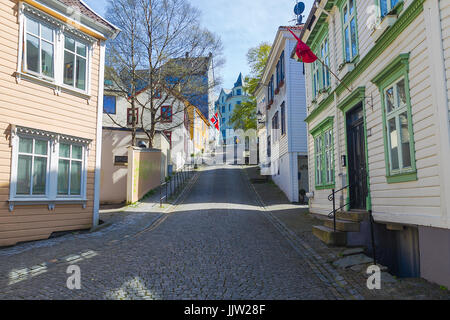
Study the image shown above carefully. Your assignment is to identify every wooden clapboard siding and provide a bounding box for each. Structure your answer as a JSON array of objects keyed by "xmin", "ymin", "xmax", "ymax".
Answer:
[
  {"xmin": 0, "ymin": 0, "xmax": 102, "ymax": 246},
  {"xmin": 306, "ymin": 1, "xmax": 445, "ymax": 227}
]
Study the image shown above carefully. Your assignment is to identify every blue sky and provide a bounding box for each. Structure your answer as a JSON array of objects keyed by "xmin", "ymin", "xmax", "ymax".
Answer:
[{"xmin": 84, "ymin": 0, "xmax": 314, "ymax": 90}]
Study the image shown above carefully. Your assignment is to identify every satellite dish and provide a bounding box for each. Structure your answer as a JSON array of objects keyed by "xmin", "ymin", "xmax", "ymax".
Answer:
[{"xmin": 294, "ymin": 2, "xmax": 305, "ymax": 15}]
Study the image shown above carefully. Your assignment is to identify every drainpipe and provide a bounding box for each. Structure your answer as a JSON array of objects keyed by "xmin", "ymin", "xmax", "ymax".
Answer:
[{"xmin": 93, "ymin": 41, "xmax": 106, "ymax": 227}]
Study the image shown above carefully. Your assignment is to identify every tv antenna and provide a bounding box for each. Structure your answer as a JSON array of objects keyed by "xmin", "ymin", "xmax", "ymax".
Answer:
[{"xmin": 294, "ymin": 1, "xmax": 305, "ymax": 25}]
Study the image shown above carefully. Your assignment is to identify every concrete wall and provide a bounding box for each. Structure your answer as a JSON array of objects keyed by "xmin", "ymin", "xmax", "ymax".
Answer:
[{"xmin": 127, "ymin": 147, "xmax": 162, "ymax": 204}]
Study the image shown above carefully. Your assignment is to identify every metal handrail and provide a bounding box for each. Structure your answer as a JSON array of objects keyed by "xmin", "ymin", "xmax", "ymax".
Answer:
[
  {"xmin": 159, "ymin": 164, "xmax": 194, "ymax": 208},
  {"xmin": 328, "ymin": 185, "xmax": 349, "ymax": 232}
]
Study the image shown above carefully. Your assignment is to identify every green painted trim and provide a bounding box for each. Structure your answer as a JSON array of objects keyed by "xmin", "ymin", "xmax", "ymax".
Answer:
[
  {"xmin": 339, "ymin": 0, "xmax": 360, "ymax": 63},
  {"xmin": 316, "ymin": 184, "xmax": 336, "ymax": 190},
  {"xmin": 339, "ymin": 86, "xmax": 371, "ymax": 211},
  {"xmin": 305, "ymin": 0, "xmax": 425, "ymax": 124},
  {"xmin": 310, "ymin": 24, "xmax": 329, "ymax": 52},
  {"xmin": 372, "ymin": 53, "xmax": 417, "ymax": 183},
  {"xmin": 311, "ymin": 116, "xmax": 334, "ymax": 137},
  {"xmin": 386, "ymin": 171, "xmax": 418, "ymax": 184},
  {"xmin": 305, "ymin": 91, "xmax": 335, "ymax": 123},
  {"xmin": 337, "ymin": 86, "xmax": 365, "ymax": 111}
]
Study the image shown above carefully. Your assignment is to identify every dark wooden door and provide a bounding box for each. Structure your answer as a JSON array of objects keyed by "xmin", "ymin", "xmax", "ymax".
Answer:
[{"xmin": 347, "ymin": 104, "xmax": 368, "ymax": 210}]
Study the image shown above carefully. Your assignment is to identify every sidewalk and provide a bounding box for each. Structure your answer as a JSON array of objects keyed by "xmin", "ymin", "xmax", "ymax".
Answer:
[{"xmin": 243, "ymin": 165, "xmax": 450, "ymax": 300}]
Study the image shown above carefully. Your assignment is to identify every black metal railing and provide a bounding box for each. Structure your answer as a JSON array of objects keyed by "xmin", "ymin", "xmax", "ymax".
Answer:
[
  {"xmin": 327, "ymin": 185, "xmax": 349, "ymax": 231},
  {"xmin": 159, "ymin": 164, "xmax": 195, "ymax": 208}
]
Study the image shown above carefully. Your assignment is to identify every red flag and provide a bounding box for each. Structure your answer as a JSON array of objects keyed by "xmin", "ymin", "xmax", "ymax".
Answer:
[
  {"xmin": 287, "ymin": 28, "xmax": 318, "ymax": 63},
  {"xmin": 210, "ymin": 113, "xmax": 220, "ymax": 131}
]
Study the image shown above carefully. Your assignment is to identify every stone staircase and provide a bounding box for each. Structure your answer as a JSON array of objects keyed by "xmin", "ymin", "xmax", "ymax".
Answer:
[{"xmin": 312, "ymin": 210, "xmax": 369, "ymax": 246}]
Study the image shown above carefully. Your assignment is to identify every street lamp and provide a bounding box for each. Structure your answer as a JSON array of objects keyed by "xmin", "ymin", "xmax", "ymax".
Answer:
[{"xmin": 257, "ymin": 111, "xmax": 265, "ymax": 124}]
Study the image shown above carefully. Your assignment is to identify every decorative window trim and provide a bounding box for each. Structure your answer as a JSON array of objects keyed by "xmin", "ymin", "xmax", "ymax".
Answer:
[
  {"xmin": 16, "ymin": 5, "xmax": 95, "ymax": 99},
  {"xmin": 311, "ymin": 117, "xmax": 335, "ymax": 189},
  {"xmin": 8, "ymin": 125, "xmax": 91, "ymax": 211},
  {"xmin": 339, "ymin": 0, "xmax": 359, "ymax": 64},
  {"xmin": 371, "ymin": 53, "xmax": 417, "ymax": 184}
]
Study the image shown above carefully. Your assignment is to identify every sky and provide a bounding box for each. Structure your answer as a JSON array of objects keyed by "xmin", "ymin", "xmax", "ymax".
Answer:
[{"xmin": 84, "ymin": 0, "xmax": 314, "ymax": 91}]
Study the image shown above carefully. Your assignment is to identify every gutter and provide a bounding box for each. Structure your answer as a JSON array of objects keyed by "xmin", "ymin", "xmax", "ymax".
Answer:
[{"xmin": 93, "ymin": 41, "xmax": 106, "ymax": 227}]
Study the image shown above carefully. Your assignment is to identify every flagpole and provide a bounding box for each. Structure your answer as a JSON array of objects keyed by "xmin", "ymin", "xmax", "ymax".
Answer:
[{"xmin": 314, "ymin": 56, "xmax": 352, "ymax": 93}]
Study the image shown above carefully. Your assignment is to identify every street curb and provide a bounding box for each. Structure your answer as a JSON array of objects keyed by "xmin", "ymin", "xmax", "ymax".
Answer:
[{"xmin": 240, "ymin": 167, "xmax": 364, "ymax": 300}]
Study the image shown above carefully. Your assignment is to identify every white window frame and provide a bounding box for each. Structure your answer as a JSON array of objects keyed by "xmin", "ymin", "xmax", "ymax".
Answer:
[
  {"xmin": 378, "ymin": 0, "xmax": 399, "ymax": 19},
  {"xmin": 9, "ymin": 127, "xmax": 90, "ymax": 211},
  {"xmin": 23, "ymin": 15, "xmax": 56, "ymax": 81},
  {"xmin": 17, "ymin": 9, "xmax": 94, "ymax": 98},
  {"xmin": 56, "ymin": 142, "xmax": 86, "ymax": 198},
  {"xmin": 62, "ymin": 33, "xmax": 90, "ymax": 94},
  {"xmin": 320, "ymin": 37, "xmax": 330, "ymax": 90}
]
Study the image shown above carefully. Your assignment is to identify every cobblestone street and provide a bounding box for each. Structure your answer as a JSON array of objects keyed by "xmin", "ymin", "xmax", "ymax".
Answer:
[{"xmin": 0, "ymin": 166, "xmax": 449, "ymax": 300}]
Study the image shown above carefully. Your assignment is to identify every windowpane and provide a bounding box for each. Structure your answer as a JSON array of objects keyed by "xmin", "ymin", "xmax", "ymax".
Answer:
[
  {"xmin": 64, "ymin": 51, "xmax": 75, "ymax": 86},
  {"xmin": 343, "ymin": 5, "xmax": 348, "ymax": 23},
  {"xmin": 344, "ymin": 27, "xmax": 350, "ymax": 62},
  {"xmin": 400, "ymin": 112, "xmax": 411, "ymax": 168},
  {"xmin": 76, "ymin": 42, "xmax": 87, "ymax": 57},
  {"xmin": 26, "ymin": 34, "xmax": 39, "ymax": 73},
  {"xmin": 103, "ymin": 95, "xmax": 116, "ymax": 114},
  {"xmin": 19, "ymin": 137, "xmax": 33, "ymax": 154},
  {"xmin": 391, "ymin": 0, "xmax": 398, "ymax": 9},
  {"xmin": 32, "ymin": 157, "xmax": 47, "ymax": 195},
  {"xmin": 57, "ymin": 159, "xmax": 70, "ymax": 195},
  {"xmin": 380, "ymin": 0, "xmax": 388, "ymax": 18},
  {"xmin": 41, "ymin": 24, "xmax": 53, "ymax": 42},
  {"xmin": 397, "ymin": 79, "xmax": 407, "ymax": 106},
  {"xmin": 41, "ymin": 41, "xmax": 54, "ymax": 78},
  {"xmin": 350, "ymin": 18, "xmax": 357, "ymax": 58},
  {"xmin": 388, "ymin": 117, "xmax": 399, "ymax": 170},
  {"xmin": 72, "ymin": 145, "xmax": 82, "ymax": 160},
  {"xmin": 17, "ymin": 155, "xmax": 32, "ymax": 194},
  {"xmin": 34, "ymin": 140, "xmax": 48, "ymax": 155},
  {"xmin": 59, "ymin": 143, "xmax": 70, "ymax": 158},
  {"xmin": 76, "ymin": 56, "xmax": 86, "ymax": 90},
  {"xmin": 349, "ymin": 0, "xmax": 354, "ymax": 14},
  {"xmin": 26, "ymin": 18, "xmax": 39, "ymax": 35},
  {"xmin": 70, "ymin": 161, "xmax": 82, "ymax": 195},
  {"xmin": 385, "ymin": 86, "xmax": 395, "ymax": 113},
  {"xmin": 65, "ymin": 37, "xmax": 75, "ymax": 52}
]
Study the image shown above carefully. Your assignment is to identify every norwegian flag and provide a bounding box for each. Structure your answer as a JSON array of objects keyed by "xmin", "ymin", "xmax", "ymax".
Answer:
[{"xmin": 210, "ymin": 113, "xmax": 220, "ymax": 131}]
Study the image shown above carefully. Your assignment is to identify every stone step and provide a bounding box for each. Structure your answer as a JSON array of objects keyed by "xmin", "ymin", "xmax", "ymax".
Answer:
[
  {"xmin": 323, "ymin": 218, "xmax": 360, "ymax": 232},
  {"xmin": 335, "ymin": 210, "xmax": 369, "ymax": 222},
  {"xmin": 312, "ymin": 225, "xmax": 347, "ymax": 246}
]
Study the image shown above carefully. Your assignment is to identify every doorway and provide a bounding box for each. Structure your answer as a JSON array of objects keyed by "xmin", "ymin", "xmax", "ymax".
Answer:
[{"xmin": 346, "ymin": 103, "xmax": 368, "ymax": 210}]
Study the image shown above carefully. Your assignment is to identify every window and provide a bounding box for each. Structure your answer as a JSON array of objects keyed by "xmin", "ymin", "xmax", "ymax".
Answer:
[
  {"xmin": 63, "ymin": 36, "xmax": 88, "ymax": 91},
  {"xmin": 379, "ymin": 0, "xmax": 399, "ymax": 19},
  {"xmin": 272, "ymin": 111, "xmax": 279, "ymax": 141},
  {"xmin": 320, "ymin": 37, "xmax": 330, "ymax": 89},
  {"xmin": 311, "ymin": 118, "xmax": 334, "ymax": 188},
  {"xmin": 57, "ymin": 143, "xmax": 83, "ymax": 196},
  {"xmin": 281, "ymin": 102, "xmax": 286, "ymax": 135},
  {"xmin": 236, "ymin": 89, "xmax": 242, "ymax": 96},
  {"xmin": 267, "ymin": 135, "xmax": 271, "ymax": 158},
  {"xmin": 164, "ymin": 131, "xmax": 172, "ymax": 147},
  {"xmin": 161, "ymin": 106, "xmax": 172, "ymax": 123},
  {"xmin": 222, "ymin": 118, "xmax": 225, "ymax": 125},
  {"xmin": 229, "ymin": 104, "xmax": 232, "ymax": 111},
  {"xmin": 245, "ymin": 136, "xmax": 250, "ymax": 151},
  {"xmin": 222, "ymin": 105, "xmax": 225, "ymax": 113},
  {"xmin": 16, "ymin": 137, "xmax": 49, "ymax": 196},
  {"xmin": 342, "ymin": 0, "xmax": 358, "ymax": 62},
  {"xmin": 276, "ymin": 52, "xmax": 285, "ymax": 88},
  {"xmin": 312, "ymin": 60, "xmax": 320, "ymax": 99},
  {"xmin": 103, "ymin": 95, "xmax": 116, "ymax": 114},
  {"xmin": 237, "ymin": 101, "xmax": 241, "ymax": 105},
  {"xmin": 268, "ymin": 75, "xmax": 274, "ymax": 102},
  {"xmin": 372, "ymin": 53, "xmax": 417, "ymax": 183},
  {"xmin": 127, "ymin": 108, "xmax": 139, "ymax": 126},
  {"xmin": 10, "ymin": 127, "xmax": 89, "ymax": 207},
  {"xmin": 24, "ymin": 17, "xmax": 55, "ymax": 79}
]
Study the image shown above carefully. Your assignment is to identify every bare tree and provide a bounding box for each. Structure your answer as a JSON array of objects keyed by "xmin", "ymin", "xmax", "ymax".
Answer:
[{"xmin": 105, "ymin": 0, "xmax": 223, "ymax": 147}]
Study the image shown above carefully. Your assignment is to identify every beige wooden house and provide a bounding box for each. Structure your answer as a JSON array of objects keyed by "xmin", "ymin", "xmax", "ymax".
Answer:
[
  {"xmin": 0, "ymin": 0, "xmax": 119, "ymax": 246},
  {"xmin": 300, "ymin": 0, "xmax": 450, "ymax": 286}
]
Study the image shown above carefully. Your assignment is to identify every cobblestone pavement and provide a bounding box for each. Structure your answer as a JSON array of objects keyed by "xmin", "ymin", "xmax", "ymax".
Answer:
[
  {"xmin": 1, "ymin": 165, "xmax": 449, "ymax": 300},
  {"xmin": 243, "ymin": 166, "xmax": 450, "ymax": 300}
]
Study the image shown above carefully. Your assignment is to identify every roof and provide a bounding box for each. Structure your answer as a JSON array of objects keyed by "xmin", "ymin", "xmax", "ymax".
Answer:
[
  {"xmin": 57, "ymin": 0, "xmax": 118, "ymax": 31},
  {"xmin": 233, "ymin": 73, "xmax": 243, "ymax": 88}
]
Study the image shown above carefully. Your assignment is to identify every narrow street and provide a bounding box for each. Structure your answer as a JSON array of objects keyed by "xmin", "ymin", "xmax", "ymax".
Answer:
[{"xmin": 0, "ymin": 166, "xmax": 346, "ymax": 300}]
